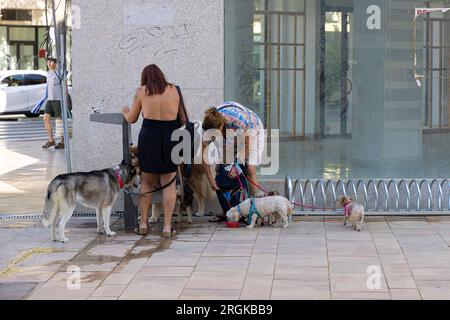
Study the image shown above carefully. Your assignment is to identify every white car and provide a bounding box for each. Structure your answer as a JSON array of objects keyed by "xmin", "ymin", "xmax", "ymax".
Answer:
[{"xmin": 0, "ymin": 70, "xmax": 71, "ymax": 117}]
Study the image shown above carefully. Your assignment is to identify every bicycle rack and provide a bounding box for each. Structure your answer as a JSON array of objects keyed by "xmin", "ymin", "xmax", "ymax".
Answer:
[{"xmin": 285, "ymin": 176, "xmax": 450, "ymax": 215}]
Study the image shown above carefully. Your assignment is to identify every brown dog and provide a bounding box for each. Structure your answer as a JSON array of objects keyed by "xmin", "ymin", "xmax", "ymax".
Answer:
[
  {"xmin": 337, "ymin": 195, "xmax": 365, "ymax": 231},
  {"xmin": 131, "ymin": 146, "xmax": 215, "ymax": 224}
]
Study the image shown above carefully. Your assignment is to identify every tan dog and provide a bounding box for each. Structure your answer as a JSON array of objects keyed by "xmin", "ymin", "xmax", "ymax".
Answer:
[{"xmin": 337, "ymin": 196, "xmax": 365, "ymax": 231}]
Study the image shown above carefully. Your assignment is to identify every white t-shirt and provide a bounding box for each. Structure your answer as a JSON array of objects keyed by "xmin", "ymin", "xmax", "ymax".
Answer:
[{"xmin": 47, "ymin": 70, "xmax": 62, "ymax": 101}]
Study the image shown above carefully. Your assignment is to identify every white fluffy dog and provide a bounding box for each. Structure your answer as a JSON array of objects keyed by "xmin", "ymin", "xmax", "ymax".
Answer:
[
  {"xmin": 338, "ymin": 196, "xmax": 365, "ymax": 231},
  {"xmin": 226, "ymin": 196, "xmax": 293, "ymax": 229}
]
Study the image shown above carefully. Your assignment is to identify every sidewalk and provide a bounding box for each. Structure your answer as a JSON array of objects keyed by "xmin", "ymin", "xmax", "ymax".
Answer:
[
  {"xmin": 2, "ymin": 214, "xmax": 450, "ymax": 300},
  {"xmin": 0, "ymin": 139, "xmax": 66, "ymax": 214}
]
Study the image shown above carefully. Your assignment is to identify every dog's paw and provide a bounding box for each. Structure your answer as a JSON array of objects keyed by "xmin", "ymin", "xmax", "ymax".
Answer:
[
  {"xmin": 187, "ymin": 218, "xmax": 193, "ymax": 224},
  {"xmin": 149, "ymin": 217, "xmax": 159, "ymax": 224},
  {"xmin": 106, "ymin": 231, "xmax": 116, "ymax": 237}
]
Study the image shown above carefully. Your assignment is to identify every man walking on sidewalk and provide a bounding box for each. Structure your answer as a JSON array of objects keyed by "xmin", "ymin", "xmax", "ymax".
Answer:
[{"xmin": 42, "ymin": 57, "xmax": 65, "ymax": 149}]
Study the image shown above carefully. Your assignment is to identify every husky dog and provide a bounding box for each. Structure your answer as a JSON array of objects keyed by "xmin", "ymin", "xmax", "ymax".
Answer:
[
  {"xmin": 337, "ymin": 196, "xmax": 365, "ymax": 232},
  {"xmin": 42, "ymin": 162, "xmax": 138, "ymax": 243},
  {"xmin": 227, "ymin": 196, "xmax": 293, "ymax": 229}
]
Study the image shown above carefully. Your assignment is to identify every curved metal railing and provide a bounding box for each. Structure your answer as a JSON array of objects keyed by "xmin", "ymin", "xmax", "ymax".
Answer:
[{"xmin": 285, "ymin": 176, "xmax": 450, "ymax": 213}]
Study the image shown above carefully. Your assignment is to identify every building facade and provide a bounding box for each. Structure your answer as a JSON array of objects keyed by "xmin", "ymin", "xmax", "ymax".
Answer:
[
  {"xmin": 0, "ymin": 0, "xmax": 71, "ymax": 72},
  {"xmin": 72, "ymin": 0, "xmax": 449, "ymax": 180}
]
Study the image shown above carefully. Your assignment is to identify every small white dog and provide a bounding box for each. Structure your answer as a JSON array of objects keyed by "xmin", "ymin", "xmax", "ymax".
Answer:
[
  {"xmin": 226, "ymin": 196, "xmax": 293, "ymax": 229},
  {"xmin": 338, "ymin": 196, "xmax": 365, "ymax": 231}
]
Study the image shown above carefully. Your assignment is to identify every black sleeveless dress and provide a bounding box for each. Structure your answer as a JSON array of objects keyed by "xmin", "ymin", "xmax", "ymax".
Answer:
[{"xmin": 138, "ymin": 118, "xmax": 179, "ymax": 174}]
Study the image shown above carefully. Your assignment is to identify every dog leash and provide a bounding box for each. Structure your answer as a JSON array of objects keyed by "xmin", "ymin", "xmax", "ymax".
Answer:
[
  {"xmin": 235, "ymin": 165, "xmax": 337, "ymax": 211},
  {"xmin": 123, "ymin": 175, "xmax": 177, "ymax": 196}
]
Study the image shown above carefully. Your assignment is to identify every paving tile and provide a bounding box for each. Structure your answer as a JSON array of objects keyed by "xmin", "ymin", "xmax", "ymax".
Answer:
[
  {"xmin": 276, "ymin": 255, "xmax": 328, "ymax": 267},
  {"xmin": 385, "ymin": 276, "xmax": 417, "ymax": 289},
  {"xmin": 418, "ymin": 286, "xmax": 450, "ymax": 300},
  {"xmin": 274, "ymin": 266, "xmax": 329, "ymax": 285},
  {"xmin": 240, "ymin": 276, "xmax": 273, "ymax": 300},
  {"xmin": 91, "ymin": 284, "xmax": 126, "ymax": 297},
  {"xmin": 145, "ymin": 253, "xmax": 201, "ymax": 267},
  {"xmin": 332, "ymin": 291, "xmax": 391, "ymax": 300},
  {"xmin": 411, "ymin": 268, "xmax": 450, "ymax": 281},
  {"xmin": 86, "ymin": 244, "xmax": 133, "ymax": 258},
  {"xmin": 0, "ymin": 282, "xmax": 37, "ymax": 300},
  {"xmin": 390, "ymin": 288, "xmax": 422, "ymax": 300},
  {"xmin": 119, "ymin": 277, "xmax": 188, "ymax": 300},
  {"xmin": 136, "ymin": 266, "xmax": 194, "ymax": 277},
  {"xmin": 194, "ymin": 256, "xmax": 250, "ymax": 272},
  {"xmin": 88, "ymin": 296, "xmax": 117, "ymax": 300},
  {"xmin": 379, "ymin": 254, "xmax": 408, "ymax": 265},
  {"xmin": 185, "ymin": 270, "xmax": 247, "ymax": 290},
  {"xmin": 210, "ymin": 230, "xmax": 258, "ymax": 241},
  {"xmin": 271, "ymin": 280, "xmax": 330, "ymax": 300},
  {"xmin": 27, "ymin": 287, "xmax": 95, "ymax": 300},
  {"xmin": 180, "ymin": 289, "xmax": 240, "ymax": 300},
  {"xmin": 328, "ymin": 256, "xmax": 382, "ymax": 273},
  {"xmin": 331, "ymin": 271, "xmax": 389, "ymax": 293},
  {"xmin": 202, "ymin": 242, "xmax": 254, "ymax": 257}
]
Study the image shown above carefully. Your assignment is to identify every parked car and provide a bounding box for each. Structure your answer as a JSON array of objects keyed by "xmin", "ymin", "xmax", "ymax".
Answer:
[{"xmin": 0, "ymin": 70, "xmax": 72, "ymax": 117}]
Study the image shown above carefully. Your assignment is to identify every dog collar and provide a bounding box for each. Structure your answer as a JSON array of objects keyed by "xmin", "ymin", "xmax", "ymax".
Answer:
[
  {"xmin": 113, "ymin": 166, "xmax": 125, "ymax": 189},
  {"xmin": 247, "ymin": 198, "xmax": 261, "ymax": 225}
]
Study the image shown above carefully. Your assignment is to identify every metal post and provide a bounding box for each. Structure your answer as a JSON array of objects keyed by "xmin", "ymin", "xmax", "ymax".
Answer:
[
  {"xmin": 51, "ymin": 0, "xmax": 72, "ymax": 173},
  {"xmin": 89, "ymin": 113, "xmax": 139, "ymax": 230},
  {"xmin": 122, "ymin": 120, "xmax": 138, "ymax": 229}
]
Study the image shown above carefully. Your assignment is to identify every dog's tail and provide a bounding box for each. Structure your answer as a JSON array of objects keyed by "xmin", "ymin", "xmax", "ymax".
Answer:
[{"xmin": 42, "ymin": 178, "xmax": 62, "ymax": 228}]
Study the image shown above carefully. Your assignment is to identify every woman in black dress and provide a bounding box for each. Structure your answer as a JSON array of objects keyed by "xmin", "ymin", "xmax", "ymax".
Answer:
[{"xmin": 122, "ymin": 64, "xmax": 187, "ymax": 237}]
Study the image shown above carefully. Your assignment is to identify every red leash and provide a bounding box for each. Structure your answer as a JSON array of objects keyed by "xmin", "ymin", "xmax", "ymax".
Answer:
[{"xmin": 238, "ymin": 167, "xmax": 337, "ymax": 211}]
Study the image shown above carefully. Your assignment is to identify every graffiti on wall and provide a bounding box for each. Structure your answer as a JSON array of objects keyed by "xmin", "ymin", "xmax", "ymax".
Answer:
[{"xmin": 118, "ymin": 23, "xmax": 199, "ymax": 56}]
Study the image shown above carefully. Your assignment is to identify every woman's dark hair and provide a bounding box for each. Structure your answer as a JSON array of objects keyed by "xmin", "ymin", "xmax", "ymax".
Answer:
[{"xmin": 141, "ymin": 64, "xmax": 171, "ymax": 96}]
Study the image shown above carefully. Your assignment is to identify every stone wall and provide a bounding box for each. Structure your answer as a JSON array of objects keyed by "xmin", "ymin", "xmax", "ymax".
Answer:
[{"xmin": 71, "ymin": 0, "xmax": 224, "ymax": 172}]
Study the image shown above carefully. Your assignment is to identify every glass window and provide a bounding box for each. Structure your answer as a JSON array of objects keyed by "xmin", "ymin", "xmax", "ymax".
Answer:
[
  {"xmin": 226, "ymin": 0, "xmax": 449, "ymax": 180},
  {"xmin": 0, "ymin": 26, "xmax": 7, "ymax": 70},
  {"xmin": 38, "ymin": 27, "xmax": 48, "ymax": 71},
  {"xmin": 1, "ymin": 74, "xmax": 26, "ymax": 87},
  {"xmin": 9, "ymin": 27, "xmax": 35, "ymax": 42},
  {"xmin": 26, "ymin": 74, "xmax": 46, "ymax": 85},
  {"xmin": 0, "ymin": 9, "xmax": 32, "ymax": 21}
]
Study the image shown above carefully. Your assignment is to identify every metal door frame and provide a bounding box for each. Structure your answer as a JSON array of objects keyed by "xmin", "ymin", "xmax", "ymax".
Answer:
[
  {"xmin": 320, "ymin": 2, "xmax": 353, "ymax": 138},
  {"xmin": 255, "ymin": 0, "xmax": 307, "ymax": 137},
  {"xmin": 423, "ymin": 8, "xmax": 450, "ymax": 130},
  {"xmin": 8, "ymin": 41, "xmax": 38, "ymax": 70}
]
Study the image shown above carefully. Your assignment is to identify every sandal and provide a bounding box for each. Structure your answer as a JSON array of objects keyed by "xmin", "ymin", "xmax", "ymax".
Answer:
[
  {"xmin": 162, "ymin": 228, "xmax": 177, "ymax": 238},
  {"xmin": 42, "ymin": 141, "xmax": 56, "ymax": 149},
  {"xmin": 134, "ymin": 223, "xmax": 149, "ymax": 235}
]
